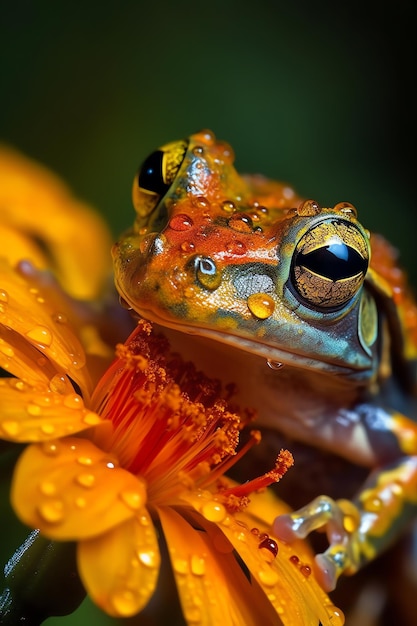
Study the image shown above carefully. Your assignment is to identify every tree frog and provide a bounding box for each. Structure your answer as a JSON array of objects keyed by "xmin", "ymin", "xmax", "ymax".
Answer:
[{"xmin": 112, "ymin": 130, "xmax": 417, "ymax": 597}]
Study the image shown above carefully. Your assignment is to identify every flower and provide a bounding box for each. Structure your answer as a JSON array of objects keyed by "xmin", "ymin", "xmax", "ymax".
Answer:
[
  {"xmin": 0, "ymin": 148, "xmax": 343, "ymax": 625},
  {"xmin": 0, "ymin": 144, "xmax": 112, "ymax": 300}
]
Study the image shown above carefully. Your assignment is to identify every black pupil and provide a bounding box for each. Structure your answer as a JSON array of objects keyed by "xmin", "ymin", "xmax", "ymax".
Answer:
[
  {"xmin": 138, "ymin": 150, "xmax": 170, "ymax": 196},
  {"xmin": 296, "ymin": 242, "xmax": 367, "ymax": 281}
]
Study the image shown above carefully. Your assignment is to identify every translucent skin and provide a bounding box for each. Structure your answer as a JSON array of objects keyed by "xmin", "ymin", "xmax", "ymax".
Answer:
[{"xmin": 113, "ymin": 130, "xmax": 417, "ymax": 593}]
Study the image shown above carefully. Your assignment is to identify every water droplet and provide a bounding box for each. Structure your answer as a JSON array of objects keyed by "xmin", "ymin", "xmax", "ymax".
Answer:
[
  {"xmin": 172, "ymin": 558, "xmax": 189, "ymax": 575},
  {"xmin": 226, "ymin": 240, "xmax": 246, "ymax": 255},
  {"xmin": 0, "ymin": 343, "xmax": 14, "ymax": 357},
  {"xmin": 258, "ymin": 537, "xmax": 279, "ymax": 561},
  {"xmin": 190, "ymin": 554, "xmax": 205, "ymax": 576},
  {"xmin": 1, "ymin": 420, "xmax": 19, "ymax": 436},
  {"xmin": 221, "ymin": 199, "xmax": 236, "ymax": 213},
  {"xmin": 52, "ymin": 312, "xmax": 68, "ymax": 324},
  {"xmin": 138, "ymin": 550, "xmax": 158, "ymax": 568},
  {"xmin": 266, "ymin": 359, "xmax": 284, "ymax": 370},
  {"xmin": 258, "ymin": 567, "xmax": 279, "ymax": 586},
  {"xmin": 111, "ymin": 589, "xmax": 140, "ymax": 617},
  {"xmin": 15, "ymin": 381, "xmax": 26, "ymax": 391},
  {"xmin": 76, "ymin": 473, "xmax": 96, "ymax": 488},
  {"xmin": 38, "ymin": 499, "xmax": 64, "ymax": 523},
  {"xmin": 138, "ymin": 514, "xmax": 150, "ymax": 526},
  {"xmin": 202, "ymin": 501, "xmax": 226, "ymax": 522},
  {"xmin": 195, "ymin": 256, "xmax": 222, "ymax": 290},
  {"xmin": 169, "ymin": 213, "xmax": 194, "ymax": 231},
  {"xmin": 191, "ymin": 195, "xmax": 210, "ymax": 209},
  {"xmin": 363, "ymin": 496, "xmax": 382, "ymax": 512},
  {"xmin": 324, "ymin": 604, "xmax": 345, "ymax": 626},
  {"xmin": 42, "ymin": 442, "xmax": 59, "ymax": 456},
  {"xmin": 0, "ymin": 289, "xmax": 8, "ymax": 302},
  {"xmin": 228, "ymin": 213, "xmax": 253, "ymax": 232},
  {"xmin": 192, "ymin": 145, "xmax": 204, "ymax": 156},
  {"xmin": 83, "ymin": 412, "xmax": 101, "ymax": 426},
  {"xmin": 77, "ymin": 455, "xmax": 93, "ymax": 466},
  {"xmin": 49, "ymin": 374, "xmax": 68, "ymax": 394},
  {"xmin": 289, "ymin": 555, "xmax": 300, "ymax": 565},
  {"xmin": 247, "ymin": 293, "xmax": 275, "ymax": 319},
  {"xmin": 300, "ymin": 564, "xmax": 312, "ymax": 578},
  {"xmin": 41, "ymin": 423, "xmax": 55, "ymax": 435},
  {"xmin": 183, "ymin": 607, "xmax": 202, "ymax": 624},
  {"xmin": 199, "ymin": 129, "xmax": 215, "ymax": 144},
  {"xmin": 63, "ymin": 394, "xmax": 83, "ymax": 409},
  {"xmin": 36, "ymin": 296, "xmax": 45, "ymax": 304},
  {"xmin": 40, "ymin": 481, "xmax": 56, "ymax": 496},
  {"xmin": 297, "ymin": 199, "xmax": 321, "ymax": 216},
  {"xmin": 27, "ymin": 403, "xmax": 41, "ymax": 416},
  {"xmin": 333, "ymin": 201, "xmax": 358, "ymax": 218},
  {"xmin": 180, "ymin": 240, "xmax": 196, "ymax": 253},
  {"xmin": 26, "ymin": 326, "xmax": 52, "ymax": 347},
  {"xmin": 75, "ymin": 497, "xmax": 87, "ymax": 508},
  {"xmin": 120, "ymin": 491, "xmax": 144, "ymax": 510}
]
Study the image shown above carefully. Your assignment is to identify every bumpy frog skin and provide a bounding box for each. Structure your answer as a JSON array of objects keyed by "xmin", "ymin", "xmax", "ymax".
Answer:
[{"xmin": 113, "ymin": 130, "xmax": 417, "ymax": 592}]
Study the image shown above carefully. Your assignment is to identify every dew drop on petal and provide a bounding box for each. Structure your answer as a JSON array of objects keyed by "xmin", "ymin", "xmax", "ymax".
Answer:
[
  {"xmin": 40, "ymin": 481, "xmax": 56, "ymax": 496},
  {"xmin": 77, "ymin": 455, "xmax": 93, "ymax": 466},
  {"xmin": 300, "ymin": 564, "xmax": 312, "ymax": 578},
  {"xmin": 201, "ymin": 500, "xmax": 226, "ymax": 522},
  {"xmin": 1, "ymin": 420, "xmax": 19, "ymax": 437},
  {"xmin": 183, "ymin": 606, "xmax": 202, "ymax": 624},
  {"xmin": 38, "ymin": 499, "xmax": 64, "ymax": 523},
  {"xmin": 76, "ymin": 473, "xmax": 96, "ymax": 488},
  {"xmin": 138, "ymin": 550, "xmax": 158, "ymax": 568},
  {"xmin": 27, "ymin": 404, "xmax": 42, "ymax": 416},
  {"xmin": 40, "ymin": 423, "xmax": 55, "ymax": 435},
  {"xmin": 120, "ymin": 491, "xmax": 144, "ymax": 511},
  {"xmin": 26, "ymin": 326, "xmax": 53, "ymax": 347},
  {"xmin": 83, "ymin": 412, "xmax": 102, "ymax": 426},
  {"xmin": 190, "ymin": 555, "xmax": 205, "ymax": 576},
  {"xmin": 258, "ymin": 567, "xmax": 279, "ymax": 586},
  {"xmin": 247, "ymin": 293, "xmax": 275, "ymax": 319},
  {"xmin": 63, "ymin": 394, "xmax": 83, "ymax": 410},
  {"xmin": 172, "ymin": 558, "xmax": 189, "ymax": 575},
  {"xmin": 111, "ymin": 589, "xmax": 140, "ymax": 617},
  {"xmin": 75, "ymin": 497, "xmax": 87, "ymax": 508},
  {"xmin": 49, "ymin": 375, "xmax": 68, "ymax": 394},
  {"xmin": 0, "ymin": 343, "xmax": 14, "ymax": 357},
  {"xmin": 0, "ymin": 289, "xmax": 8, "ymax": 302},
  {"xmin": 52, "ymin": 312, "xmax": 68, "ymax": 324},
  {"xmin": 42, "ymin": 442, "xmax": 60, "ymax": 456},
  {"xmin": 258, "ymin": 537, "xmax": 279, "ymax": 562}
]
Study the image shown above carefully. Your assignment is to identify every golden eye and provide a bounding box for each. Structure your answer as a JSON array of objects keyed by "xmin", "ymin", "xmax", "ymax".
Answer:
[
  {"xmin": 132, "ymin": 139, "xmax": 188, "ymax": 226},
  {"xmin": 291, "ymin": 218, "xmax": 370, "ymax": 309}
]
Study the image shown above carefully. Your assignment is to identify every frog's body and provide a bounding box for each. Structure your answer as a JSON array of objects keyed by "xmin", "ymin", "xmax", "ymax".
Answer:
[{"xmin": 113, "ymin": 130, "xmax": 417, "ymax": 605}]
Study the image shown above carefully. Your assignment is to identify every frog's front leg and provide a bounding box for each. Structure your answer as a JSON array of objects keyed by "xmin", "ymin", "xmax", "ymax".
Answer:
[{"xmin": 272, "ymin": 405, "xmax": 417, "ymax": 591}]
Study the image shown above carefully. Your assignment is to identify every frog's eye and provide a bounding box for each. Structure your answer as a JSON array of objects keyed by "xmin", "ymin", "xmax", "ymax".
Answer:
[
  {"xmin": 133, "ymin": 139, "xmax": 189, "ymax": 226},
  {"xmin": 291, "ymin": 218, "xmax": 369, "ymax": 309}
]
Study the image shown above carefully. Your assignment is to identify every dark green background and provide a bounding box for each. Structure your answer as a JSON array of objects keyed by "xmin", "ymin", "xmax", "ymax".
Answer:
[{"xmin": 0, "ymin": 2, "xmax": 415, "ymax": 624}]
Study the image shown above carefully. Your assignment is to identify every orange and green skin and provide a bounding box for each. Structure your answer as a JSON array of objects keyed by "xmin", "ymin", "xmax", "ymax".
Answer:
[{"xmin": 113, "ymin": 130, "xmax": 417, "ymax": 591}]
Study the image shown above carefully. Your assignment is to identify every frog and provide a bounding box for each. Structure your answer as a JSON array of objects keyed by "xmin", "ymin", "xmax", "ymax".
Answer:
[{"xmin": 112, "ymin": 129, "xmax": 417, "ymax": 601}]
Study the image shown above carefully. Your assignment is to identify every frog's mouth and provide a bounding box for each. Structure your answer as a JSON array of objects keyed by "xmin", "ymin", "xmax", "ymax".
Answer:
[{"xmin": 134, "ymin": 306, "xmax": 373, "ymax": 382}]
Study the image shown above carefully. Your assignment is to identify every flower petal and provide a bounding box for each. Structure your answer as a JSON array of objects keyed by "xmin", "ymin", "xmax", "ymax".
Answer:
[
  {"xmin": 158, "ymin": 506, "xmax": 284, "ymax": 626},
  {"xmin": 0, "ymin": 144, "xmax": 112, "ymax": 299},
  {"xmin": 0, "ymin": 378, "xmax": 102, "ymax": 442},
  {"xmin": 77, "ymin": 511, "xmax": 160, "ymax": 617},
  {"xmin": 184, "ymin": 489, "xmax": 344, "ymax": 626},
  {"xmin": 11, "ymin": 437, "xmax": 147, "ymax": 540},
  {"xmin": 0, "ymin": 260, "xmax": 93, "ymax": 395}
]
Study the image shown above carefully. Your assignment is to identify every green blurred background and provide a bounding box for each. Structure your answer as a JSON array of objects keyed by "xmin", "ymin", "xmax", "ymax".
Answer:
[{"xmin": 0, "ymin": 1, "xmax": 415, "ymax": 624}]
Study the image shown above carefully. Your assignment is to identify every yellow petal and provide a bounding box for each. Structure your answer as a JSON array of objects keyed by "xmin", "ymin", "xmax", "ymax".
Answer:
[
  {"xmin": 77, "ymin": 511, "xmax": 160, "ymax": 617},
  {"xmin": 0, "ymin": 145, "xmax": 112, "ymax": 299},
  {"xmin": 0, "ymin": 260, "xmax": 92, "ymax": 396},
  {"xmin": 11, "ymin": 437, "xmax": 147, "ymax": 540},
  {"xmin": 183, "ymin": 489, "xmax": 344, "ymax": 626},
  {"xmin": 158, "ymin": 506, "xmax": 283, "ymax": 626},
  {"xmin": 0, "ymin": 224, "xmax": 48, "ymax": 269},
  {"xmin": 0, "ymin": 378, "xmax": 102, "ymax": 442}
]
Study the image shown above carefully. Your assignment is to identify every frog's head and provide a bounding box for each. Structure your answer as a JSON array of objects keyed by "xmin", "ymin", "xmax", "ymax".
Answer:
[{"xmin": 113, "ymin": 131, "xmax": 376, "ymax": 381}]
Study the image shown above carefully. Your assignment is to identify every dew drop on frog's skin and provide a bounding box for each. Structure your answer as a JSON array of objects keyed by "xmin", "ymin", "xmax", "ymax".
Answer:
[
  {"xmin": 228, "ymin": 213, "xmax": 253, "ymax": 232},
  {"xmin": 226, "ymin": 240, "xmax": 246, "ymax": 255},
  {"xmin": 247, "ymin": 293, "xmax": 275, "ymax": 319},
  {"xmin": 180, "ymin": 241, "xmax": 196, "ymax": 253},
  {"xmin": 169, "ymin": 213, "xmax": 194, "ymax": 231},
  {"xmin": 221, "ymin": 199, "xmax": 236, "ymax": 214},
  {"xmin": 26, "ymin": 326, "xmax": 53, "ymax": 347},
  {"xmin": 297, "ymin": 199, "xmax": 321, "ymax": 217},
  {"xmin": 191, "ymin": 195, "xmax": 210, "ymax": 209},
  {"xmin": 333, "ymin": 201, "xmax": 358, "ymax": 218}
]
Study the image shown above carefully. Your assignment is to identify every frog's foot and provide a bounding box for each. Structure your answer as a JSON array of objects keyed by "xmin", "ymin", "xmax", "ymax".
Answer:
[{"xmin": 272, "ymin": 496, "xmax": 361, "ymax": 591}]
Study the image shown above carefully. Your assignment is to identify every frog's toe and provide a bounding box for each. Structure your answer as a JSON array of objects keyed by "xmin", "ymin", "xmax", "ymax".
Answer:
[{"xmin": 272, "ymin": 495, "xmax": 362, "ymax": 590}]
